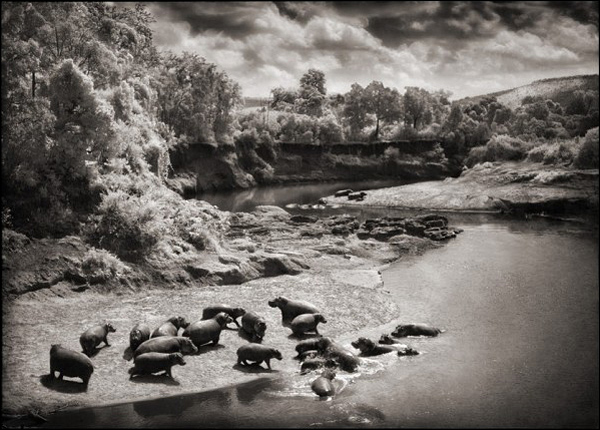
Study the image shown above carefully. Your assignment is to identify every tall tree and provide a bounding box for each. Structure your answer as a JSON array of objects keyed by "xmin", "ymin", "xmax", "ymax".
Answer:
[
  {"xmin": 363, "ymin": 81, "xmax": 402, "ymax": 141},
  {"xmin": 403, "ymin": 87, "xmax": 432, "ymax": 130},
  {"xmin": 296, "ymin": 69, "xmax": 326, "ymax": 117}
]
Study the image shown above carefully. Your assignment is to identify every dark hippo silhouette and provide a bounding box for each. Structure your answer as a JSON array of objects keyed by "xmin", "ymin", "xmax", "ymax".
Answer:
[
  {"xmin": 295, "ymin": 338, "xmax": 322, "ymax": 357},
  {"xmin": 241, "ymin": 311, "xmax": 267, "ymax": 342},
  {"xmin": 129, "ymin": 352, "xmax": 186, "ymax": 378},
  {"xmin": 50, "ymin": 344, "xmax": 93, "ymax": 385},
  {"xmin": 290, "ymin": 313, "xmax": 327, "ymax": 336},
  {"xmin": 316, "ymin": 337, "xmax": 360, "ymax": 373},
  {"xmin": 311, "ymin": 369, "xmax": 336, "ymax": 397},
  {"xmin": 182, "ymin": 312, "xmax": 233, "ymax": 347},
  {"xmin": 133, "ymin": 336, "xmax": 198, "ymax": 359},
  {"xmin": 379, "ymin": 334, "xmax": 405, "ymax": 345},
  {"xmin": 129, "ymin": 323, "xmax": 151, "ymax": 352},
  {"xmin": 151, "ymin": 316, "xmax": 190, "ymax": 338},
  {"xmin": 351, "ymin": 337, "xmax": 418, "ymax": 356},
  {"xmin": 392, "ymin": 323, "xmax": 442, "ymax": 338},
  {"xmin": 268, "ymin": 296, "xmax": 319, "ymax": 326},
  {"xmin": 79, "ymin": 322, "xmax": 116, "ymax": 356},
  {"xmin": 202, "ymin": 305, "xmax": 246, "ymax": 328},
  {"xmin": 236, "ymin": 344, "xmax": 282, "ymax": 370},
  {"xmin": 300, "ymin": 358, "xmax": 337, "ymax": 375}
]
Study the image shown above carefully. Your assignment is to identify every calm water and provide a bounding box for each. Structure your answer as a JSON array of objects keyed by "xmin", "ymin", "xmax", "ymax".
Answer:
[{"xmin": 44, "ymin": 182, "xmax": 599, "ymax": 428}]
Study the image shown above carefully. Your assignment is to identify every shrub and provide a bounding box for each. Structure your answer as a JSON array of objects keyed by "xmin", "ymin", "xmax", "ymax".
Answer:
[
  {"xmin": 526, "ymin": 139, "xmax": 582, "ymax": 166},
  {"xmin": 81, "ymin": 248, "xmax": 130, "ymax": 283},
  {"xmin": 573, "ymin": 127, "xmax": 599, "ymax": 169},
  {"xmin": 465, "ymin": 135, "xmax": 531, "ymax": 167}
]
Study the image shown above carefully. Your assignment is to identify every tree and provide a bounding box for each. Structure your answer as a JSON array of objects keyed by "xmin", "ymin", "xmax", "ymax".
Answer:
[
  {"xmin": 404, "ymin": 87, "xmax": 432, "ymax": 130},
  {"xmin": 363, "ymin": 81, "xmax": 402, "ymax": 141},
  {"xmin": 299, "ymin": 69, "xmax": 326, "ymax": 96},
  {"xmin": 296, "ymin": 69, "xmax": 326, "ymax": 117},
  {"xmin": 342, "ymin": 83, "xmax": 370, "ymax": 140}
]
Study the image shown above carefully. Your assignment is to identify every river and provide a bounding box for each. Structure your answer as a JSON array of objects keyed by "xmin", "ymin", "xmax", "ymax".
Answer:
[{"xmin": 44, "ymin": 181, "xmax": 599, "ymax": 428}]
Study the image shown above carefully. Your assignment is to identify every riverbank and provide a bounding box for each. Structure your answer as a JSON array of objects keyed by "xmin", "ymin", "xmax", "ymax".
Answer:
[
  {"xmin": 2, "ymin": 206, "xmax": 450, "ymax": 420},
  {"xmin": 323, "ymin": 161, "xmax": 599, "ymax": 216}
]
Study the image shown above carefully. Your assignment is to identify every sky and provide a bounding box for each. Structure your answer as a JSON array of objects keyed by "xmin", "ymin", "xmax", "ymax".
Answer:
[{"xmin": 143, "ymin": 1, "xmax": 599, "ymax": 100}]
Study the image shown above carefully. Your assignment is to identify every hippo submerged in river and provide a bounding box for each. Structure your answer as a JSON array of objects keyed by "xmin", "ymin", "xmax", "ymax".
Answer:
[
  {"xmin": 352, "ymin": 337, "xmax": 419, "ymax": 356},
  {"xmin": 392, "ymin": 323, "xmax": 442, "ymax": 338}
]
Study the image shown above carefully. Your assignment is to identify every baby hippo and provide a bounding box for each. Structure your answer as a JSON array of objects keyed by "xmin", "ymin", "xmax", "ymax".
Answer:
[
  {"xmin": 311, "ymin": 369, "xmax": 337, "ymax": 398},
  {"xmin": 351, "ymin": 337, "xmax": 400, "ymax": 356},
  {"xmin": 295, "ymin": 338, "xmax": 322, "ymax": 358},
  {"xmin": 202, "ymin": 305, "xmax": 246, "ymax": 328},
  {"xmin": 151, "ymin": 316, "xmax": 190, "ymax": 338},
  {"xmin": 297, "ymin": 350, "xmax": 320, "ymax": 361},
  {"xmin": 392, "ymin": 323, "xmax": 442, "ymax": 338},
  {"xmin": 290, "ymin": 314, "xmax": 327, "ymax": 336},
  {"xmin": 300, "ymin": 358, "xmax": 337, "ymax": 375},
  {"xmin": 129, "ymin": 323, "xmax": 151, "ymax": 352},
  {"xmin": 241, "ymin": 311, "xmax": 267, "ymax": 342},
  {"xmin": 379, "ymin": 334, "xmax": 405, "ymax": 345},
  {"xmin": 182, "ymin": 312, "xmax": 233, "ymax": 347},
  {"xmin": 80, "ymin": 322, "xmax": 116, "ymax": 357},
  {"xmin": 50, "ymin": 344, "xmax": 94, "ymax": 385},
  {"xmin": 268, "ymin": 296, "xmax": 319, "ymax": 326},
  {"xmin": 236, "ymin": 344, "xmax": 282, "ymax": 370},
  {"xmin": 129, "ymin": 352, "xmax": 186, "ymax": 378},
  {"xmin": 133, "ymin": 336, "xmax": 198, "ymax": 359}
]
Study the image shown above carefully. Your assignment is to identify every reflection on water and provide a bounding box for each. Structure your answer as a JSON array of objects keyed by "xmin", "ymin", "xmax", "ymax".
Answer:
[{"xmin": 43, "ymin": 176, "xmax": 599, "ymax": 429}]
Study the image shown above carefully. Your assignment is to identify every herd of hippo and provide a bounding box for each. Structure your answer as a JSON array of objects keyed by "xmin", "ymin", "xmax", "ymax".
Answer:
[{"xmin": 48, "ymin": 296, "xmax": 442, "ymax": 398}]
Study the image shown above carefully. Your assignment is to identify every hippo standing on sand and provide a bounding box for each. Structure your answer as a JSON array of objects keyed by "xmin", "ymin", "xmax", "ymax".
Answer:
[
  {"xmin": 50, "ymin": 344, "xmax": 94, "ymax": 385},
  {"xmin": 268, "ymin": 296, "xmax": 319, "ymax": 326},
  {"xmin": 151, "ymin": 316, "xmax": 190, "ymax": 338},
  {"xmin": 133, "ymin": 336, "xmax": 198, "ymax": 359},
  {"xmin": 392, "ymin": 323, "xmax": 442, "ymax": 338},
  {"xmin": 241, "ymin": 311, "xmax": 267, "ymax": 342},
  {"xmin": 290, "ymin": 314, "xmax": 327, "ymax": 336},
  {"xmin": 129, "ymin": 352, "xmax": 186, "ymax": 378},
  {"xmin": 236, "ymin": 344, "xmax": 282, "ymax": 370},
  {"xmin": 182, "ymin": 312, "xmax": 233, "ymax": 347},
  {"xmin": 79, "ymin": 322, "xmax": 116, "ymax": 357},
  {"xmin": 129, "ymin": 323, "xmax": 151, "ymax": 352},
  {"xmin": 202, "ymin": 305, "xmax": 246, "ymax": 328}
]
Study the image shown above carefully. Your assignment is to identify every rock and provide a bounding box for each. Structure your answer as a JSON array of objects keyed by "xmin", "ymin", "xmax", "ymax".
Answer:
[
  {"xmin": 369, "ymin": 227, "xmax": 406, "ymax": 241},
  {"xmin": 334, "ymin": 189, "xmax": 353, "ymax": 197},
  {"xmin": 290, "ymin": 215, "xmax": 318, "ymax": 224},
  {"xmin": 253, "ymin": 205, "xmax": 290, "ymax": 219}
]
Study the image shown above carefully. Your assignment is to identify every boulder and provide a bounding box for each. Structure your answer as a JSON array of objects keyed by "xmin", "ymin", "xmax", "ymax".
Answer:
[{"xmin": 290, "ymin": 215, "xmax": 318, "ymax": 224}]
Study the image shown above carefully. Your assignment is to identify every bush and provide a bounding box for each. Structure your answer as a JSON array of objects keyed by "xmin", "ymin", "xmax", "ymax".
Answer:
[
  {"xmin": 573, "ymin": 127, "xmax": 599, "ymax": 169},
  {"xmin": 465, "ymin": 135, "xmax": 532, "ymax": 167},
  {"xmin": 81, "ymin": 248, "xmax": 129, "ymax": 283},
  {"xmin": 526, "ymin": 139, "xmax": 582, "ymax": 166}
]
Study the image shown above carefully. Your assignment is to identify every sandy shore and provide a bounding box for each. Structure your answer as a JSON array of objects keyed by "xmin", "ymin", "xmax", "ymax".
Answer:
[{"xmin": 2, "ymin": 206, "xmax": 444, "ymax": 418}]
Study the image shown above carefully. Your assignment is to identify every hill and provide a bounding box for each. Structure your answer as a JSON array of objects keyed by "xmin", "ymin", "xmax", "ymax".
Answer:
[{"xmin": 458, "ymin": 74, "xmax": 599, "ymax": 109}]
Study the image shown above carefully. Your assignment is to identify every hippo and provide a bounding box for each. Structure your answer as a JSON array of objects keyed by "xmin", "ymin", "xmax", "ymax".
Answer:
[
  {"xmin": 236, "ymin": 344, "xmax": 282, "ymax": 370},
  {"xmin": 79, "ymin": 322, "xmax": 116, "ymax": 357},
  {"xmin": 182, "ymin": 312, "xmax": 233, "ymax": 347},
  {"xmin": 129, "ymin": 352, "xmax": 186, "ymax": 378},
  {"xmin": 311, "ymin": 369, "xmax": 337, "ymax": 397},
  {"xmin": 297, "ymin": 350, "xmax": 320, "ymax": 361},
  {"xmin": 295, "ymin": 338, "xmax": 323, "ymax": 357},
  {"xmin": 202, "ymin": 305, "xmax": 246, "ymax": 328},
  {"xmin": 50, "ymin": 344, "xmax": 94, "ymax": 385},
  {"xmin": 290, "ymin": 313, "xmax": 327, "ymax": 336},
  {"xmin": 133, "ymin": 336, "xmax": 198, "ymax": 359},
  {"xmin": 351, "ymin": 337, "xmax": 403, "ymax": 356},
  {"xmin": 268, "ymin": 296, "xmax": 319, "ymax": 326},
  {"xmin": 300, "ymin": 358, "xmax": 337, "ymax": 375},
  {"xmin": 379, "ymin": 334, "xmax": 405, "ymax": 345},
  {"xmin": 392, "ymin": 323, "xmax": 442, "ymax": 338},
  {"xmin": 151, "ymin": 316, "xmax": 190, "ymax": 338},
  {"xmin": 316, "ymin": 337, "xmax": 360, "ymax": 373},
  {"xmin": 129, "ymin": 323, "xmax": 151, "ymax": 352},
  {"xmin": 241, "ymin": 311, "xmax": 267, "ymax": 342}
]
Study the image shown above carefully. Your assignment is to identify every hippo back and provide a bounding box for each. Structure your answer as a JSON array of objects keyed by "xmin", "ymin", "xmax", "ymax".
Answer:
[
  {"xmin": 50, "ymin": 345, "xmax": 94, "ymax": 378},
  {"xmin": 134, "ymin": 337, "xmax": 188, "ymax": 358},
  {"xmin": 182, "ymin": 319, "xmax": 221, "ymax": 347}
]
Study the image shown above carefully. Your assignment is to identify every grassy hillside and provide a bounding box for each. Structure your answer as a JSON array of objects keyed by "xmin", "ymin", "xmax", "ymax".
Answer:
[{"xmin": 459, "ymin": 74, "xmax": 599, "ymax": 109}]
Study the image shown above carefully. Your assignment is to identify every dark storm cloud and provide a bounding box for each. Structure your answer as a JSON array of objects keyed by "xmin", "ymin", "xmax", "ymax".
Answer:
[
  {"xmin": 546, "ymin": 1, "xmax": 599, "ymax": 28},
  {"xmin": 150, "ymin": 2, "xmax": 263, "ymax": 38}
]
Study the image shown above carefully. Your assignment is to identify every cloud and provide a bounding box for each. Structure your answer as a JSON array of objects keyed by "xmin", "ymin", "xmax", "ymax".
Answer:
[{"xmin": 145, "ymin": 1, "xmax": 599, "ymax": 99}]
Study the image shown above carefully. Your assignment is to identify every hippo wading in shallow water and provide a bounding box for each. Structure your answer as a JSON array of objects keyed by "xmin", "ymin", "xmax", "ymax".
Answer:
[
  {"xmin": 202, "ymin": 305, "xmax": 246, "ymax": 328},
  {"xmin": 300, "ymin": 357, "xmax": 337, "ymax": 375},
  {"xmin": 133, "ymin": 336, "xmax": 198, "ymax": 359},
  {"xmin": 183, "ymin": 312, "xmax": 233, "ymax": 347},
  {"xmin": 241, "ymin": 311, "xmax": 267, "ymax": 342},
  {"xmin": 392, "ymin": 323, "xmax": 442, "ymax": 338},
  {"xmin": 351, "ymin": 337, "xmax": 419, "ymax": 356},
  {"xmin": 79, "ymin": 322, "xmax": 116, "ymax": 356},
  {"xmin": 129, "ymin": 323, "xmax": 151, "ymax": 352},
  {"xmin": 311, "ymin": 369, "xmax": 337, "ymax": 397},
  {"xmin": 129, "ymin": 352, "xmax": 186, "ymax": 378},
  {"xmin": 50, "ymin": 344, "xmax": 94, "ymax": 385},
  {"xmin": 268, "ymin": 296, "xmax": 319, "ymax": 326},
  {"xmin": 317, "ymin": 337, "xmax": 361, "ymax": 373},
  {"xmin": 151, "ymin": 316, "xmax": 190, "ymax": 338},
  {"xmin": 236, "ymin": 344, "xmax": 282, "ymax": 370},
  {"xmin": 295, "ymin": 338, "xmax": 322, "ymax": 357}
]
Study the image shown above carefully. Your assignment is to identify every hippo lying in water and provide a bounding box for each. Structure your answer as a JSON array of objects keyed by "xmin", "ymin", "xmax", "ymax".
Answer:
[
  {"xmin": 352, "ymin": 337, "xmax": 419, "ymax": 356},
  {"xmin": 392, "ymin": 323, "xmax": 442, "ymax": 338}
]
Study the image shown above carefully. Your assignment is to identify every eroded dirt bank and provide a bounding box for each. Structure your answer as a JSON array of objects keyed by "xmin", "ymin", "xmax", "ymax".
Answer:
[{"xmin": 2, "ymin": 206, "xmax": 454, "ymax": 419}]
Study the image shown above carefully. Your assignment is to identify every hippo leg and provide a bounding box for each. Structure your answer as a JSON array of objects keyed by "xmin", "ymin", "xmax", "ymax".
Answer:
[
  {"xmin": 212, "ymin": 336, "xmax": 220, "ymax": 346},
  {"xmin": 233, "ymin": 320, "xmax": 241, "ymax": 328},
  {"xmin": 237, "ymin": 357, "xmax": 243, "ymax": 366},
  {"xmin": 58, "ymin": 372, "xmax": 63, "ymax": 380},
  {"xmin": 166, "ymin": 367, "xmax": 172, "ymax": 378},
  {"xmin": 265, "ymin": 359, "xmax": 271, "ymax": 370},
  {"xmin": 104, "ymin": 336, "xmax": 111, "ymax": 347},
  {"xmin": 314, "ymin": 327, "xmax": 320, "ymax": 335},
  {"xmin": 83, "ymin": 375, "xmax": 91, "ymax": 385}
]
